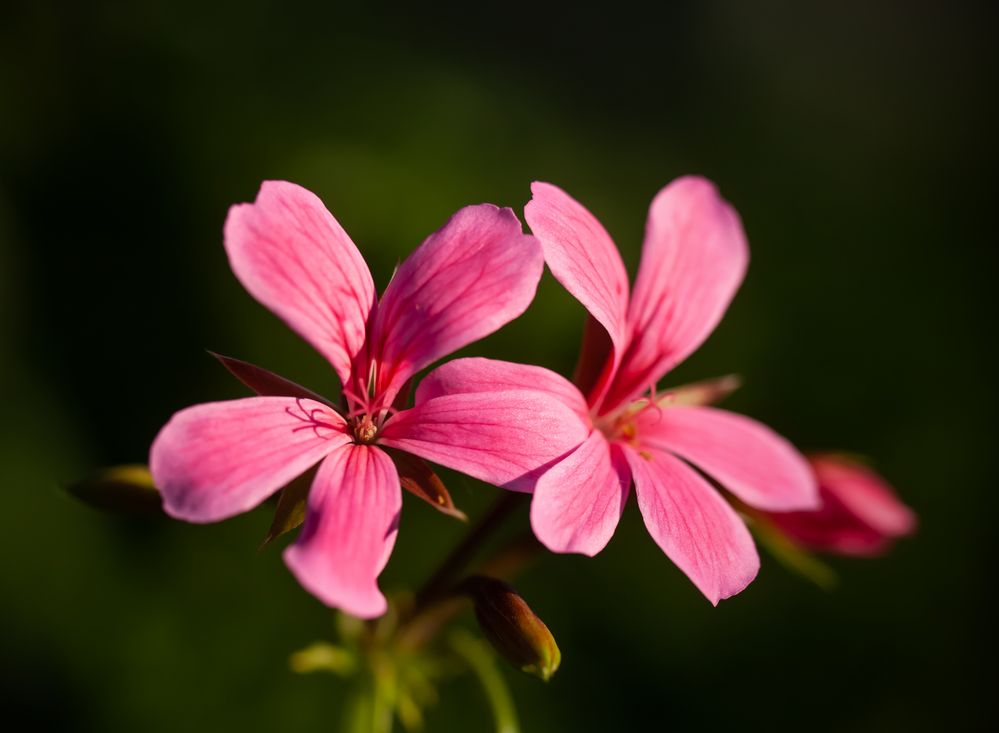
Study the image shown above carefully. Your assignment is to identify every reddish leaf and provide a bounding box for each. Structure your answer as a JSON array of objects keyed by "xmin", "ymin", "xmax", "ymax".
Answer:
[
  {"xmin": 210, "ymin": 352, "xmax": 332, "ymax": 405},
  {"xmin": 387, "ymin": 449, "xmax": 467, "ymax": 521}
]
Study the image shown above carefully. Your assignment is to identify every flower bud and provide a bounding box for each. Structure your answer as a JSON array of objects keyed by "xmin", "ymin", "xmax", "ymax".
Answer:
[{"xmin": 461, "ymin": 576, "xmax": 560, "ymax": 681}]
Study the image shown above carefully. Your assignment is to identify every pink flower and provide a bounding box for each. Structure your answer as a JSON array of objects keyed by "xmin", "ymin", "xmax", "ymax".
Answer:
[
  {"xmin": 150, "ymin": 181, "xmax": 586, "ymax": 618},
  {"xmin": 423, "ymin": 177, "xmax": 820, "ymax": 603},
  {"xmin": 765, "ymin": 453, "xmax": 917, "ymax": 556}
]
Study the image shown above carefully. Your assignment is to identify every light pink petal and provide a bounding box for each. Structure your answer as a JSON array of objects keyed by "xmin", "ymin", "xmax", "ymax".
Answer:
[
  {"xmin": 810, "ymin": 454, "xmax": 917, "ymax": 537},
  {"xmin": 415, "ymin": 357, "xmax": 590, "ymax": 424},
  {"xmin": 284, "ymin": 444, "xmax": 401, "ymax": 618},
  {"xmin": 624, "ymin": 445, "xmax": 759, "ymax": 604},
  {"xmin": 636, "ymin": 406, "xmax": 819, "ymax": 511},
  {"xmin": 224, "ymin": 181, "xmax": 375, "ymax": 387},
  {"xmin": 370, "ymin": 205, "xmax": 542, "ymax": 403},
  {"xmin": 603, "ymin": 177, "xmax": 748, "ymax": 411},
  {"xmin": 530, "ymin": 431, "xmax": 630, "ymax": 556},
  {"xmin": 379, "ymin": 390, "xmax": 588, "ymax": 493},
  {"xmin": 524, "ymin": 182, "xmax": 629, "ymax": 390},
  {"xmin": 150, "ymin": 396, "xmax": 349, "ymax": 523}
]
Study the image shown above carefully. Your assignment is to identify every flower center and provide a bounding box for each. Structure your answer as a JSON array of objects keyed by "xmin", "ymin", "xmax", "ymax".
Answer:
[
  {"xmin": 351, "ymin": 414, "xmax": 378, "ymax": 444},
  {"xmin": 594, "ymin": 394, "xmax": 666, "ymax": 446}
]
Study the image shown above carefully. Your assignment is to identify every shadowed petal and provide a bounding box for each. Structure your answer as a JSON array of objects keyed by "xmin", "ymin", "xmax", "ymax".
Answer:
[
  {"xmin": 415, "ymin": 357, "xmax": 590, "ymax": 424},
  {"xmin": 530, "ymin": 431, "xmax": 630, "ymax": 556},
  {"xmin": 525, "ymin": 182, "xmax": 629, "ymax": 400},
  {"xmin": 379, "ymin": 390, "xmax": 588, "ymax": 493},
  {"xmin": 371, "ymin": 205, "xmax": 542, "ymax": 402},
  {"xmin": 637, "ymin": 406, "xmax": 818, "ymax": 511},
  {"xmin": 284, "ymin": 444, "xmax": 401, "ymax": 618},
  {"xmin": 624, "ymin": 445, "xmax": 759, "ymax": 605},
  {"xmin": 810, "ymin": 454, "xmax": 916, "ymax": 537},
  {"xmin": 603, "ymin": 177, "xmax": 748, "ymax": 411},
  {"xmin": 224, "ymin": 181, "xmax": 375, "ymax": 387},
  {"xmin": 150, "ymin": 397, "xmax": 349, "ymax": 523},
  {"xmin": 767, "ymin": 454, "xmax": 916, "ymax": 556}
]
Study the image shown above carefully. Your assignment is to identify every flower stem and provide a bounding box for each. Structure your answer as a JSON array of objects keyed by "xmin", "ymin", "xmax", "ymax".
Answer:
[{"xmin": 413, "ymin": 492, "xmax": 525, "ymax": 609}]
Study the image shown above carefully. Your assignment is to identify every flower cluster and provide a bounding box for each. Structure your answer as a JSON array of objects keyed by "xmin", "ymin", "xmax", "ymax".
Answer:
[{"xmin": 147, "ymin": 177, "xmax": 916, "ymax": 618}]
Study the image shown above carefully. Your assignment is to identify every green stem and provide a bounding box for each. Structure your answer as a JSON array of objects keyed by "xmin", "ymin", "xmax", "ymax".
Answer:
[{"xmin": 413, "ymin": 492, "xmax": 525, "ymax": 610}]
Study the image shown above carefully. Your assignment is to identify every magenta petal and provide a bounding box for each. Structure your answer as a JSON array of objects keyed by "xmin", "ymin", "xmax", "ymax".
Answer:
[
  {"xmin": 525, "ymin": 183, "xmax": 629, "ymax": 378},
  {"xmin": 767, "ymin": 490, "xmax": 893, "ymax": 557},
  {"xmin": 624, "ymin": 445, "xmax": 759, "ymax": 605},
  {"xmin": 811, "ymin": 455, "xmax": 916, "ymax": 538},
  {"xmin": 415, "ymin": 357, "xmax": 590, "ymax": 424},
  {"xmin": 379, "ymin": 390, "xmax": 588, "ymax": 493},
  {"xmin": 637, "ymin": 406, "xmax": 819, "ymax": 511},
  {"xmin": 284, "ymin": 444, "xmax": 401, "ymax": 618},
  {"xmin": 530, "ymin": 431, "xmax": 630, "ymax": 556},
  {"xmin": 603, "ymin": 177, "xmax": 748, "ymax": 411},
  {"xmin": 371, "ymin": 205, "xmax": 543, "ymax": 402},
  {"xmin": 150, "ymin": 397, "xmax": 349, "ymax": 523},
  {"xmin": 224, "ymin": 181, "xmax": 375, "ymax": 387}
]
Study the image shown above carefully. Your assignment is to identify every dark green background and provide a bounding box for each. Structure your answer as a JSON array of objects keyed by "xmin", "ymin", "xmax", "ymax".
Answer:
[{"xmin": 2, "ymin": 1, "xmax": 996, "ymax": 730}]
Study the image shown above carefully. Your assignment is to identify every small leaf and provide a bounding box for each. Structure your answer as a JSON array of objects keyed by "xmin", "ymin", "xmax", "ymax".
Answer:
[
  {"xmin": 448, "ymin": 630, "xmax": 520, "ymax": 733},
  {"xmin": 387, "ymin": 449, "xmax": 467, "ymax": 522},
  {"xmin": 261, "ymin": 468, "xmax": 315, "ymax": 547},
  {"xmin": 65, "ymin": 465, "xmax": 163, "ymax": 516},
  {"xmin": 289, "ymin": 641, "xmax": 357, "ymax": 676},
  {"xmin": 460, "ymin": 576, "xmax": 561, "ymax": 682},
  {"xmin": 749, "ymin": 512, "xmax": 838, "ymax": 590},
  {"xmin": 210, "ymin": 351, "xmax": 332, "ymax": 404}
]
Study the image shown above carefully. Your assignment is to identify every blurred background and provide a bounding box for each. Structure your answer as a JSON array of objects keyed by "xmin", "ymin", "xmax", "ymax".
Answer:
[{"xmin": 2, "ymin": 1, "xmax": 996, "ymax": 730}]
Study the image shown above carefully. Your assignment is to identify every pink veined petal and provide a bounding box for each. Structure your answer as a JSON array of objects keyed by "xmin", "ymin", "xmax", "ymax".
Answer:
[
  {"xmin": 636, "ymin": 406, "xmax": 819, "ymax": 512},
  {"xmin": 623, "ymin": 445, "xmax": 759, "ymax": 605},
  {"xmin": 370, "ymin": 205, "xmax": 543, "ymax": 403},
  {"xmin": 379, "ymin": 390, "xmax": 588, "ymax": 493},
  {"xmin": 224, "ymin": 181, "xmax": 375, "ymax": 387},
  {"xmin": 525, "ymin": 183, "xmax": 630, "ymax": 401},
  {"xmin": 415, "ymin": 357, "xmax": 590, "ymax": 425},
  {"xmin": 810, "ymin": 454, "xmax": 917, "ymax": 537},
  {"xmin": 284, "ymin": 444, "xmax": 401, "ymax": 618},
  {"xmin": 530, "ymin": 431, "xmax": 630, "ymax": 556},
  {"xmin": 150, "ymin": 396, "xmax": 349, "ymax": 523},
  {"xmin": 602, "ymin": 177, "xmax": 748, "ymax": 412}
]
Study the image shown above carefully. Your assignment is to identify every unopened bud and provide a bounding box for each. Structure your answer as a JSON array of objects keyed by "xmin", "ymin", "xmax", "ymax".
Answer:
[{"xmin": 461, "ymin": 576, "xmax": 560, "ymax": 681}]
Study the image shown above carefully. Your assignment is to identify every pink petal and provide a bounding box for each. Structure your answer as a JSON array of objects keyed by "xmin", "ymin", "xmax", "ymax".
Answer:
[
  {"xmin": 224, "ymin": 181, "xmax": 375, "ymax": 387},
  {"xmin": 415, "ymin": 357, "xmax": 590, "ymax": 424},
  {"xmin": 603, "ymin": 177, "xmax": 748, "ymax": 411},
  {"xmin": 623, "ymin": 445, "xmax": 759, "ymax": 605},
  {"xmin": 370, "ymin": 205, "xmax": 542, "ymax": 403},
  {"xmin": 379, "ymin": 390, "xmax": 588, "ymax": 493},
  {"xmin": 524, "ymin": 183, "xmax": 630, "ymax": 400},
  {"xmin": 530, "ymin": 431, "xmax": 630, "ymax": 556},
  {"xmin": 284, "ymin": 444, "xmax": 401, "ymax": 618},
  {"xmin": 766, "ymin": 491, "xmax": 894, "ymax": 557},
  {"xmin": 150, "ymin": 397, "xmax": 349, "ymax": 523},
  {"xmin": 810, "ymin": 454, "xmax": 917, "ymax": 538},
  {"xmin": 636, "ymin": 406, "xmax": 819, "ymax": 511}
]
